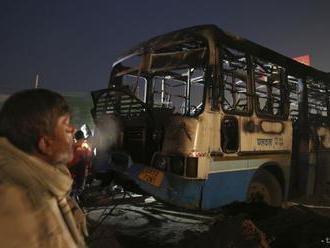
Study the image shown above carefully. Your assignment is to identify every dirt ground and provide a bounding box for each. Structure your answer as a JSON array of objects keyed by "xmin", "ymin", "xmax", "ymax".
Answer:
[{"xmin": 83, "ymin": 189, "xmax": 330, "ymax": 248}]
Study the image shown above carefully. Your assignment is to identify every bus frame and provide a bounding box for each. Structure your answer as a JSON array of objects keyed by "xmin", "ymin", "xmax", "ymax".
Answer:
[{"xmin": 91, "ymin": 25, "xmax": 330, "ymax": 210}]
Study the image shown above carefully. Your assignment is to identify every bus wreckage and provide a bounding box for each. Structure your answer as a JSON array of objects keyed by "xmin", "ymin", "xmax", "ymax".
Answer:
[{"xmin": 91, "ymin": 25, "xmax": 330, "ymax": 210}]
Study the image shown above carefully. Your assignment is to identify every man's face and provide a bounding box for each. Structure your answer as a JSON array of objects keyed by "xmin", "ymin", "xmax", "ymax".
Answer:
[{"xmin": 43, "ymin": 114, "xmax": 75, "ymax": 165}]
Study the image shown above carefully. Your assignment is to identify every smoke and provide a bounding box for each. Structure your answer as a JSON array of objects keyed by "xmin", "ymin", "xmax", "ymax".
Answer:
[{"xmin": 94, "ymin": 115, "xmax": 122, "ymax": 152}]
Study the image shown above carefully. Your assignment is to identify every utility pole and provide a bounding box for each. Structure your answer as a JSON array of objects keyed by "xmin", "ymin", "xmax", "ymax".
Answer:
[{"xmin": 34, "ymin": 73, "xmax": 39, "ymax": 88}]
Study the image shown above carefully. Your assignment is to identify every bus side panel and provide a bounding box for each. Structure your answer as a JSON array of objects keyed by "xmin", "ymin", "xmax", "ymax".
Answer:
[
  {"xmin": 316, "ymin": 150, "xmax": 330, "ymax": 195},
  {"xmin": 201, "ymin": 169, "xmax": 255, "ymax": 209},
  {"xmin": 290, "ymin": 126, "xmax": 330, "ymax": 197},
  {"xmin": 314, "ymin": 127, "xmax": 330, "ymax": 196}
]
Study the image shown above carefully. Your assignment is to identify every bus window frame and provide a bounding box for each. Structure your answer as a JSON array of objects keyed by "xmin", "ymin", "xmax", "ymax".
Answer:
[
  {"xmin": 112, "ymin": 45, "xmax": 212, "ymax": 117},
  {"xmin": 306, "ymin": 77, "xmax": 330, "ymax": 124},
  {"xmin": 219, "ymin": 45, "xmax": 253, "ymax": 116},
  {"xmin": 150, "ymin": 68, "xmax": 207, "ymax": 117},
  {"xmin": 252, "ymin": 57, "xmax": 289, "ymax": 121},
  {"xmin": 287, "ymin": 74, "xmax": 303, "ymax": 122}
]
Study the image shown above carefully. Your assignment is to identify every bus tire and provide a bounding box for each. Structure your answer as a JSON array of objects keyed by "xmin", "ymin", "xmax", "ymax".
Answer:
[{"xmin": 246, "ymin": 169, "xmax": 282, "ymax": 207}]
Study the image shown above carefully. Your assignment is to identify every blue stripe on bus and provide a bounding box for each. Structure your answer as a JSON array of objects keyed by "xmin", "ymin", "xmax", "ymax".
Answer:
[
  {"xmin": 112, "ymin": 163, "xmax": 256, "ymax": 210},
  {"xmin": 118, "ymin": 163, "xmax": 204, "ymax": 209},
  {"xmin": 201, "ymin": 169, "xmax": 256, "ymax": 209},
  {"xmin": 137, "ymin": 173, "xmax": 204, "ymax": 209}
]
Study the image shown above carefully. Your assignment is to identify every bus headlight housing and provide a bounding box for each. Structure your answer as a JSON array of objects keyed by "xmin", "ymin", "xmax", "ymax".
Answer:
[
  {"xmin": 169, "ymin": 156, "xmax": 184, "ymax": 176},
  {"xmin": 152, "ymin": 154, "xmax": 169, "ymax": 171},
  {"xmin": 152, "ymin": 154, "xmax": 198, "ymax": 178}
]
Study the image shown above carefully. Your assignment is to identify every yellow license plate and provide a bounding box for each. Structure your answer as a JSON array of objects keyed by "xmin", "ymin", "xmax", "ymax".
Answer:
[{"xmin": 138, "ymin": 167, "xmax": 164, "ymax": 187}]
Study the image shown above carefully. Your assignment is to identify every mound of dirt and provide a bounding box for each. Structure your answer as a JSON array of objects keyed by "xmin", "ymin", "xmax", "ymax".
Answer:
[
  {"xmin": 178, "ymin": 214, "xmax": 269, "ymax": 248},
  {"xmin": 178, "ymin": 202, "xmax": 330, "ymax": 248},
  {"xmin": 257, "ymin": 205, "xmax": 330, "ymax": 247}
]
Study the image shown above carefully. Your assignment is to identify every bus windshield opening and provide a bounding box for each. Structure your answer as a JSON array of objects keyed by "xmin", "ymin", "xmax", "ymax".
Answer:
[{"xmin": 113, "ymin": 41, "xmax": 208, "ymax": 117}]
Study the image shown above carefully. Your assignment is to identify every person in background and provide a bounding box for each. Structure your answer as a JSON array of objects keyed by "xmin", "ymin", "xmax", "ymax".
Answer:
[
  {"xmin": 0, "ymin": 89, "xmax": 87, "ymax": 247},
  {"xmin": 68, "ymin": 130, "xmax": 93, "ymax": 197}
]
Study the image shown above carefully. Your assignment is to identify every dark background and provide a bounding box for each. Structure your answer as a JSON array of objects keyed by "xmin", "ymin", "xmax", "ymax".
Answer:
[{"xmin": 1, "ymin": 0, "xmax": 330, "ymax": 92}]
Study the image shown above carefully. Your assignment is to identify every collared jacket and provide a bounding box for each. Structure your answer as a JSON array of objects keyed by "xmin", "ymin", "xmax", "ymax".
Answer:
[{"xmin": 0, "ymin": 137, "xmax": 87, "ymax": 248}]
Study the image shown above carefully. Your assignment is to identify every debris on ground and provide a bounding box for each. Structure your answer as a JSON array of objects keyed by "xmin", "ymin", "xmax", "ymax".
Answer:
[{"xmin": 83, "ymin": 188, "xmax": 330, "ymax": 248}]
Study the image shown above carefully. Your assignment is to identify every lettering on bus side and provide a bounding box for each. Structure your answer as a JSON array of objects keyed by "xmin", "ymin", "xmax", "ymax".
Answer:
[
  {"xmin": 274, "ymin": 137, "xmax": 284, "ymax": 146},
  {"xmin": 257, "ymin": 138, "xmax": 273, "ymax": 146}
]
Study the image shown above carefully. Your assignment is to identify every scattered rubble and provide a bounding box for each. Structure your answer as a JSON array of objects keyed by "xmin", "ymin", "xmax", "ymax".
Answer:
[{"xmin": 84, "ymin": 189, "xmax": 330, "ymax": 248}]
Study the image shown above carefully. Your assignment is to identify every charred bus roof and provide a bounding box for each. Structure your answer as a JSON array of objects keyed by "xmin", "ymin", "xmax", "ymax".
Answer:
[{"xmin": 112, "ymin": 24, "xmax": 330, "ymax": 82}]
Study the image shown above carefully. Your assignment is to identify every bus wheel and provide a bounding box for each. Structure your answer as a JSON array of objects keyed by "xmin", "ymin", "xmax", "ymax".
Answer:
[{"xmin": 246, "ymin": 169, "xmax": 282, "ymax": 207}]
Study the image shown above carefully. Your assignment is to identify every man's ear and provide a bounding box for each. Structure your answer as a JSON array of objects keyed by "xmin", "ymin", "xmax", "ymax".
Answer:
[{"xmin": 38, "ymin": 136, "xmax": 52, "ymax": 156}]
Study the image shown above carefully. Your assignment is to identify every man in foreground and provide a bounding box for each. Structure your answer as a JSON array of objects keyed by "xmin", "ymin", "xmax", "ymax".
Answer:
[{"xmin": 0, "ymin": 89, "xmax": 87, "ymax": 247}]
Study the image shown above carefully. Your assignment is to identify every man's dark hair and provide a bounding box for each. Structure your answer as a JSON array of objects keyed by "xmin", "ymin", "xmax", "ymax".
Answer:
[
  {"xmin": 74, "ymin": 130, "xmax": 85, "ymax": 141},
  {"xmin": 0, "ymin": 89, "xmax": 71, "ymax": 153}
]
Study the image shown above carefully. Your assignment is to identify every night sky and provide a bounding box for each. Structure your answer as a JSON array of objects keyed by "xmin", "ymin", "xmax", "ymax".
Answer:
[{"xmin": 1, "ymin": 0, "xmax": 330, "ymax": 92}]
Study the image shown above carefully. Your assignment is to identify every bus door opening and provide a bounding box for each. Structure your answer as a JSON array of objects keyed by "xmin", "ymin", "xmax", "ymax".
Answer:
[{"xmin": 221, "ymin": 116, "xmax": 239, "ymax": 153}]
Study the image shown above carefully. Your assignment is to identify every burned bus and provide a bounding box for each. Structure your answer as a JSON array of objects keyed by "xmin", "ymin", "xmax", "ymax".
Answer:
[{"xmin": 91, "ymin": 25, "xmax": 330, "ymax": 210}]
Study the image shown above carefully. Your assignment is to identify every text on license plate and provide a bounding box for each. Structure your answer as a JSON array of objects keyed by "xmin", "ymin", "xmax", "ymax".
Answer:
[{"xmin": 138, "ymin": 167, "xmax": 164, "ymax": 187}]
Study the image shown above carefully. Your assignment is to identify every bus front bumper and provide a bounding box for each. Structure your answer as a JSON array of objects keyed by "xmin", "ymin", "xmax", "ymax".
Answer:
[{"xmin": 110, "ymin": 161, "xmax": 204, "ymax": 210}]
